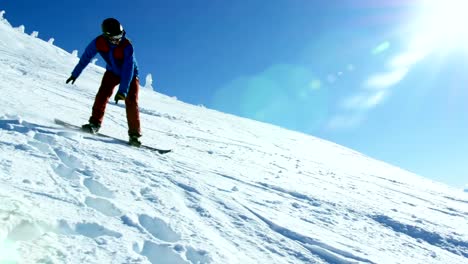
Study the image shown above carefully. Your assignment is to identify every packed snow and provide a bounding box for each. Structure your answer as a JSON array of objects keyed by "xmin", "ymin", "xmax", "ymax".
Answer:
[{"xmin": 0, "ymin": 13, "xmax": 467, "ymax": 264}]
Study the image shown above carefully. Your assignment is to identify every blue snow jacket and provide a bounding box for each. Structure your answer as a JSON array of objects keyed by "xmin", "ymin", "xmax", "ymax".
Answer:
[{"xmin": 71, "ymin": 34, "xmax": 139, "ymax": 96}]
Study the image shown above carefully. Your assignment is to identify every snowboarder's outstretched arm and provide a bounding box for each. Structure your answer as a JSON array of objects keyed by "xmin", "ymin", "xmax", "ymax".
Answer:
[{"xmin": 66, "ymin": 38, "xmax": 99, "ymax": 83}]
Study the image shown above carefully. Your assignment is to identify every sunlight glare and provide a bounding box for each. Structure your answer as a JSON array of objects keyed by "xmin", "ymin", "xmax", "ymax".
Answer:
[{"xmin": 414, "ymin": 0, "xmax": 468, "ymax": 52}]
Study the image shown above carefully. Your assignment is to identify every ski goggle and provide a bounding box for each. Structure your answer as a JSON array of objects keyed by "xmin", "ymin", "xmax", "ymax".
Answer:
[{"xmin": 103, "ymin": 32, "xmax": 123, "ymax": 43}]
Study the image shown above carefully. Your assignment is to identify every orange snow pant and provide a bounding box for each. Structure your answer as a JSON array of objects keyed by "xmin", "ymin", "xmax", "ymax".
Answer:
[{"xmin": 89, "ymin": 71, "xmax": 141, "ymax": 137}]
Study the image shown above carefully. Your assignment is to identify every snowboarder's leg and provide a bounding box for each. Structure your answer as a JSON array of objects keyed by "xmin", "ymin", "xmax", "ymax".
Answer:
[
  {"xmin": 125, "ymin": 76, "xmax": 141, "ymax": 138},
  {"xmin": 89, "ymin": 71, "xmax": 120, "ymax": 125}
]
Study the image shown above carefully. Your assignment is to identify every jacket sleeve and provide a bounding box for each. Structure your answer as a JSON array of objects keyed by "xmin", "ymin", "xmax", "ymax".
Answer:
[
  {"xmin": 71, "ymin": 38, "xmax": 98, "ymax": 78},
  {"xmin": 117, "ymin": 44, "xmax": 135, "ymax": 96}
]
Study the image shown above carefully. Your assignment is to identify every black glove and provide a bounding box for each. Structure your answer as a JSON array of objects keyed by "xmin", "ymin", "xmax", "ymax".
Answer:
[
  {"xmin": 114, "ymin": 92, "xmax": 126, "ymax": 104},
  {"xmin": 66, "ymin": 76, "xmax": 76, "ymax": 84}
]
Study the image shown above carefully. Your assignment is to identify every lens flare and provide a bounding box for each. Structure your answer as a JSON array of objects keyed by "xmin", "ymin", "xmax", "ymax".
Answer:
[{"xmin": 372, "ymin": 41, "xmax": 391, "ymax": 55}]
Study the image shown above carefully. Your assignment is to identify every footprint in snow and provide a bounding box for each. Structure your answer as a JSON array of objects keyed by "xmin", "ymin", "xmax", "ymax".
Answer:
[
  {"xmin": 141, "ymin": 241, "xmax": 188, "ymax": 264},
  {"xmin": 54, "ymin": 148, "xmax": 83, "ymax": 170},
  {"xmin": 33, "ymin": 132, "xmax": 57, "ymax": 147},
  {"xmin": 59, "ymin": 220, "xmax": 122, "ymax": 239},
  {"xmin": 51, "ymin": 148, "xmax": 86, "ymax": 181},
  {"xmin": 75, "ymin": 222, "xmax": 122, "ymax": 239},
  {"xmin": 53, "ymin": 164, "xmax": 80, "ymax": 180},
  {"xmin": 28, "ymin": 139, "xmax": 52, "ymax": 154},
  {"xmin": 83, "ymin": 178, "xmax": 115, "ymax": 199},
  {"xmin": 140, "ymin": 242, "xmax": 213, "ymax": 264},
  {"xmin": 138, "ymin": 214, "xmax": 180, "ymax": 242},
  {"xmin": 85, "ymin": 197, "xmax": 122, "ymax": 217},
  {"xmin": 185, "ymin": 246, "xmax": 212, "ymax": 264}
]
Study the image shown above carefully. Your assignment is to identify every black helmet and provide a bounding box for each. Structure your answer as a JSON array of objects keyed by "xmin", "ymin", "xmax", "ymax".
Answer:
[{"xmin": 101, "ymin": 18, "xmax": 123, "ymax": 36}]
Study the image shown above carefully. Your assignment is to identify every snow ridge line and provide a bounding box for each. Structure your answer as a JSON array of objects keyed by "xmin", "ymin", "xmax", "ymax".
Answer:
[
  {"xmin": 443, "ymin": 196, "xmax": 468, "ymax": 204},
  {"xmin": 242, "ymin": 205, "xmax": 376, "ymax": 264},
  {"xmin": 370, "ymin": 214, "xmax": 468, "ymax": 258}
]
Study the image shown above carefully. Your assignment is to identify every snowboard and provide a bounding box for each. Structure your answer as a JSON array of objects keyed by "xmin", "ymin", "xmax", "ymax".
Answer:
[{"xmin": 54, "ymin": 119, "xmax": 172, "ymax": 154}]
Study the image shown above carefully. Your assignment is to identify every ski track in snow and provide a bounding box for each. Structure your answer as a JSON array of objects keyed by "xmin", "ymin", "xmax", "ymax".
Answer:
[{"xmin": 1, "ymin": 17, "xmax": 468, "ymax": 264}]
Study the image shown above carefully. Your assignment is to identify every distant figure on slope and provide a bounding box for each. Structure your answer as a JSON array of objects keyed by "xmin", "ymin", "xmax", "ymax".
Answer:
[{"xmin": 66, "ymin": 18, "xmax": 142, "ymax": 147}]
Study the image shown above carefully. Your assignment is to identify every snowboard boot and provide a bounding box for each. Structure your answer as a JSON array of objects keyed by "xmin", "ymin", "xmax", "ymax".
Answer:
[
  {"xmin": 81, "ymin": 122, "xmax": 100, "ymax": 134},
  {"xmin": 129, "ymin": 135, "xmax": 142, "ymax": 147}
]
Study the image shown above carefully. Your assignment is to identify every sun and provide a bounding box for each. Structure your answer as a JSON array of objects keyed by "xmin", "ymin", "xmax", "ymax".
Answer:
[{"xmin": 410, "ymin": 0, "xmax": 468, "ymax": 52}]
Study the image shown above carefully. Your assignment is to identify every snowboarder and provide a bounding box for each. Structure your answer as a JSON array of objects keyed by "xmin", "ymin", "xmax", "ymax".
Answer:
[{"xmin": 66, "ymin": 18, "xmax": 142, "ymax": 146}]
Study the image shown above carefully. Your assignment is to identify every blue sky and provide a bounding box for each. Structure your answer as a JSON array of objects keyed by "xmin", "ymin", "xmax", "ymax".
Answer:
[{"xmin": 2, "ymin": 0, "xmax": 467, "ymax": 187}]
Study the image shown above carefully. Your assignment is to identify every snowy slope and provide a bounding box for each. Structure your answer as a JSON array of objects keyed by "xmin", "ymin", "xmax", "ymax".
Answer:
[{"xmin": 0, "ymin": 14, "xmax": 467, "ymax": 264}]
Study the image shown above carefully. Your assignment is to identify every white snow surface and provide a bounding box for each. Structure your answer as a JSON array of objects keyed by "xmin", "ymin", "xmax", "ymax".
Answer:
[{"xmin": 0, "ymin": 16, "xmax": 467, "ymax": 264}]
